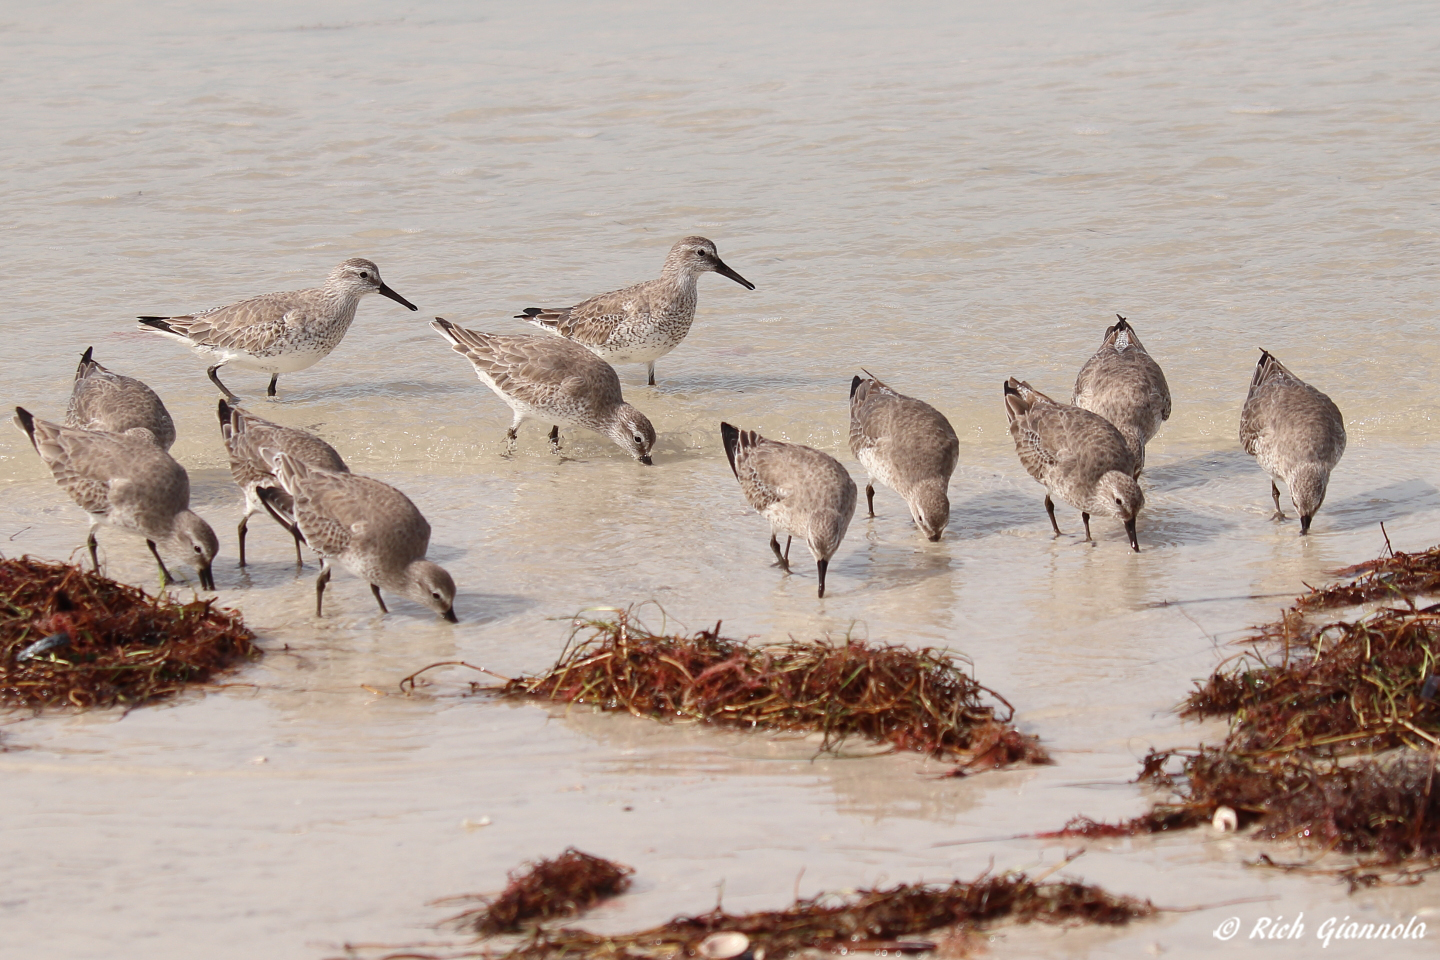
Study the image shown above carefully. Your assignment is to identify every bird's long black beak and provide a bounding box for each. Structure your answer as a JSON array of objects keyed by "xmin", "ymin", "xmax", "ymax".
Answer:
[
  {"xmin": 817, "ymin": 558, "xmax": 828, "ymax": 598},
  {"xmin": 378, "ymin": 283, "xmax": 418, "ymax": 311},
  {"xmin": 713, "ymin": 257, "xmax": 755, "ymax": 291},
  {"xmin": 199, "ymin": 564, "xmax": 216, "ymax": 591},
  {"xmin": 441, "ymin": 607, "xmax": 458, "ymax": 623},
  {"xmin": 1125, "ymin": 518, "xmax": 1140, "ymax": 553},
  {"xmin": 1300, "ymin": 515, "xmax": 1312, "ymax": 536},
  {"xmin": 639, "ymin": 455, "xmax": 654, "ymax": 466}
]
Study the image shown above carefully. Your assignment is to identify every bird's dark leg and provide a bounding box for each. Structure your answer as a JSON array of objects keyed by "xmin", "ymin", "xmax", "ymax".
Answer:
[
  {"xmin": 292, "ymin": 527, "xmax": 304, "ymax": 566},
  {"xmin": 237, "ymin": 515, "xmax": 249, "ymax": 567},
  {"xmin": 1081, "ymin": 512, "xmax": 1093, "ymax": 542},
  {"xmin": 549, "ymin": 425, "xmax": 561, "ymax": 454},
  {"xmin": 784, "ymin": 537, "xmax": 793, "ymax": 564},
  {"xmin": 146, "ymin": 539, "xmax": 174, "ymax": 587},
  {"xmin": 86, "ymin": 528, "xmax": 100, "ymax": 573},
  {"xmin": 503, "ymin": 424, "xmax": 518, "ymax": 458},
  {"xmin": 267, "ymin": 374, "xmax": 279, "ymax": 397},
  {"xmin": 370, "ymin": 584, "xmax": 389, "ymax": 613},
  {"xmin": 770, "ymin": 535, "xmax": 791, "ymax": 572},
  {"xmin": 207, "ymin": 364, "xmax": 239, "ymax": 402},
  {"xmin": 866, "ymin": 483, "xmax": 876, "ymax": 517},
  {"xmin": 1270, "ymin": 481, "xmax": 1286, "ymax": 521},
  {"xmin": 1044, "ymin": 495, "xmax": 1062, "ymax": 536},
  {"xmin": 315, "ymin": 562, "xmax": 331, "ymax": 616},
  {"xmin": 817, "ymin": 558, "xmax": 829, "ymax": 598},
  {"xmin": 647, "ymin": 362, "xmax": 656, "ymax": 387}
]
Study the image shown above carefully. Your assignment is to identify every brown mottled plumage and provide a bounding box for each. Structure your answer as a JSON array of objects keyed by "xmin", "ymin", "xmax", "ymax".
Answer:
[
  {"xmin": 261, "ymin": 449, "xmax": 457, "ymax": 621},
  {"xmin": 721, "ymin": 422, "xmax": 857, "ymax": 598},
  {"xmin": 848, "ymin": 373, "xmax": 958, "ymax": 541},
  {"xmin": 65, "ymin": 347, "xmax": 177, "ymax": 451},
  {"xmin": 516, "ymin": 236, "xmax": 754, "ymax": 386},
  {"xmin": 217, "ymin": 399, "xmax": 349, "ymax": 566},
  {"xmin": 432, "ymin": 317, "xmax": 656, "ymax": 463},
  {"xmin": 13, "ymin": 407, "xmax": 217, "ymax": 588},
  {"xmin": 138, "ymin": 257, "xmax": 417, "ymax": 399},
  {"xmin": 1072, "ymin": 315, "xmax": 1171, "ymax": 475},
  {"xmin": 1003, "ymin": 378, "xmax": 1143, "ymax": 551},
  {"xmin": 1239, "ymin": 350, "xmax": 1345, "ymax": 535}
]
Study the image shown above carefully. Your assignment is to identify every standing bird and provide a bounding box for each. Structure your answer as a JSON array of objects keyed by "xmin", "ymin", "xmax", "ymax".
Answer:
[
  {"xmin": 431, "ymin": 317, "xmax": 656, "ymax": 464},
  {"xmin": 720, "ymin": 422, "xmax": 857, "ymax": 598},
  {"xmin": 516, "ymin": 236, "xmax": 755, "ymax": 386},
  {"xmin": 260, "ymin": 449, "xmax": 457, "ymax": 621},
  {"xmin": 13, "ymin": 407, "xmax": 217, "ymax": 589},
  {"xmin": 848, "ymin": 373, "xmax": 958, "ymax": 541},
  {"xmin": 1072, "ymin": 315, "xmax": 1171, "ymax": 475},
  {"xmin": 1003, "ymin": 379, "xmax": 1143, "ymax": 551},
  {"xmin": 217, "ymin": 399, "xmax": 350, "ymax": 567},
  {"xmin": 138, "ymin": 257, "xmax": 417, "ymax": 400},
  {"xmin": 1239, "ymin": 350, "xmax": 1346, "ymax": 535},
  {"xmin": 65, "ymin": 347, "xmax": 177, "ymax": 451}
]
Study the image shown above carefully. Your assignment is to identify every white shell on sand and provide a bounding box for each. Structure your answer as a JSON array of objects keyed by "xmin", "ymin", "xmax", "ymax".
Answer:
[{"xmin": 698, "ymin": 931, "xmax": 751, "ymax": 960}]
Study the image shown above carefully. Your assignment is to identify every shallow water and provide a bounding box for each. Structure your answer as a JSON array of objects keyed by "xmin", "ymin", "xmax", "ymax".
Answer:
[{"xmin": 4, "ymin": 2, "xmax": 1440, "ymax": 957}]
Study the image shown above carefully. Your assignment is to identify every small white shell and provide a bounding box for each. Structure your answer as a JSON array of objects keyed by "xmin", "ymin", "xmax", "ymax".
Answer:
[
  {"xmin": 1212, "ymin": 805, "xmax": 1239, "ymax": 832},
  {"xmin": 698, "ymin": 932, "xmax": 750, "ymax": 960}
]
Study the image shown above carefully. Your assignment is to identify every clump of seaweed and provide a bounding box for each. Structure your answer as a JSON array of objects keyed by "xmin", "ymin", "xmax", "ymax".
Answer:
[
  {"xmin": 1183, "ymin": 604, "xmax": 1440, "ymax": 755},
  {"xmin": 342, "ymin": 869, "xmax": 1153, "ymax": 960},
  {"xmin": 0, "ymin": 556, "xmax": 258, "ymax": 710},
  {"xmin": 502, "ymin": 874, "xmax": 1152, "ymax": 960},
  {"xmin": 493, "ymin": 610, "xmax": 1048, "ymax": 769},
  {"xmin": 445, "ymin": 849, "xmax": 635, "ymax": 937},
  {"xmin": 1051, "ymin": 749, "xmax": 1440, "ymax": 864},
  {"xmin": 1297, "ymin": 541, "xmax": 1440, "ymax": 612}
]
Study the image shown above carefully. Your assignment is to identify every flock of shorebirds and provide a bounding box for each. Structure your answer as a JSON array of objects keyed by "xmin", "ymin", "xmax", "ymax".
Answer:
[{"xmin": 11, "ymin": 236, "xmax": 1348, "ymax": 615}]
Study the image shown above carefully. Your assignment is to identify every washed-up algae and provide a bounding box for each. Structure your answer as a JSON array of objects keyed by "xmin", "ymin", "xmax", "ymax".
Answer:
[
  {"xmin": 0, "ymin": 556, "xmax": 258, "ymax": 710},
  {"xmin": 1049, "ymin": 541, "xmax": 1440, "ymax": 879},
  {"xmin": 445, "ymin": 849, "xmax": 635, "ymax": 936},
  {"xmin": 342, "ymin": 868, "xmax": 1153, "ymax": 960},
  {"xmin": 482, "ymin": 610, "xmax": 1048, "ymax": 771}
]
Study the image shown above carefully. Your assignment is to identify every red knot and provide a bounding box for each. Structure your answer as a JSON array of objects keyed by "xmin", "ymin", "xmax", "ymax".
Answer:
[
  {"xmin": 260, "ymin": 448, "xmax": 457, "ymax": 621},
  {"xmin": 516, "ymin": 236, "xmax": 754, "ymax": 386},
  {"xmin": 720, "ymin": 422, "xmax": 857, "ymax": 598},
  {"xmin": 138, "ymin": 258, "xmax": 417, "ymax": 400},
  {"xmin": 1239, "ymin": 350, "xmax": 1346, "ymax": 535},
  {"xmin": 65, "ymin": 346, "xmax": 176, "ymax": 451},
  {"xmin": 14, "ymin": 407, "xmax": 218, "ymax": 589},
  {"xmin": 432, "ymin": 317, "xmax": 656, "ymax": 464},
  {"xmin": 217, "ymin": 399, "xmax": 349, "ymax": 567},
  {"xmin": 1003, "ymin": 378, "xmax": 1143, "ymax": 551},
  {"xmin": 1071, "ymin": 315, "xmax": 1171, "ymax": 475},
  {"xmin": 849, "ymin": 372, "xmax": 958, "ymax": 541}
]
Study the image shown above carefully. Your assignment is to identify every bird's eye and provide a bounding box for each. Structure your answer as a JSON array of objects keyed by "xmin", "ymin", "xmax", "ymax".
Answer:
[
  {"xmin": 1115, "ymin": 497, "xmax": 1123, "ymax": 506},
  {"xmin": 359, "ymin": 271, "xmax": 371, "ymax": 279},
  {"xmin": 432, "ymin": 592, "xmax": 441, "ymax": 599},
  {"xmin": 634, "ymin": 434, "xmax": 644, "ymax": 444}
]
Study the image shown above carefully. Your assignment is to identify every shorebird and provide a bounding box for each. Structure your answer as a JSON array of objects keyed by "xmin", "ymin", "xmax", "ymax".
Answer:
[
  {"xmin": 1003, "ymin": 378, "xmax": 1143, "ymax": 551},
  {"xmin": 217, "ymin": 399, "xmax": 350, "ymax": 566},
  {"xmin": 848, "ymin": 373, "xmax": 958, "ymax": 541},
  {"xmin": 13, "ymin": 407, "xmax": 218, "ymax": 588},
  {"xmin": 65, "ymin": 347, "xmax": 177, "ymax": 451},
  {"xmin": 515, "ymin": 236, "xmax": 754, "ymax": 386},
  {"xmin": 1072, "ymin": 315, "xmax": 1171, "ymax": 475},
  {"xmin": 1239, "ymin": 350, "xmax": 1346, "ymax": 534},
  {"xmin": 260, "ymin": 448, "xmax": 457, "ymax": 621},
  {"xmin": 720, "ymin": 422, "xmax": 857, "ymax": 598},
  {"xmin": 138, "ymin": 258, "xmax": 417, "ymax": 400},
  {"xmin": 431, "ymin": 317, "xmax": 656, "ymax": 464}
]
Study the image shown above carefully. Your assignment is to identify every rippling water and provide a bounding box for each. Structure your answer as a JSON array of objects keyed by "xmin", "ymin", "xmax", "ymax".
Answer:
[{"xmin": 4, "ymin": 2, "xmax": 1440, "ymax": 957}]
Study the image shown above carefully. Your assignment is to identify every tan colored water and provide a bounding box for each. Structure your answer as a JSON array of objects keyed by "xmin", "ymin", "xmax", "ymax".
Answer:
[{"xmin": 3, "ymin": 2, "xmax": 1440, "ymax": 956}]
